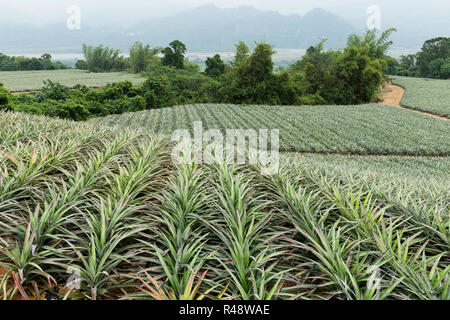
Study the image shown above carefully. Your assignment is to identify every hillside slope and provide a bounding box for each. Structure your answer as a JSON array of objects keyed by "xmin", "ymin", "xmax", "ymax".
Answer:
[
  {"xmin": 132, "ymin": 5, "xmax": 357, "ymax": 51},
  {"xmin": 0, "ymin": 6, "xmax": 357, "ymax": 52}
]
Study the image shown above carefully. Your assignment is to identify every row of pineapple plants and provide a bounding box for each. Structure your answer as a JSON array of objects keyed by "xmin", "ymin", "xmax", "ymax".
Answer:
[{"xmin": 0, "ymin": 112, "xmax": 448, "ymax": 300}]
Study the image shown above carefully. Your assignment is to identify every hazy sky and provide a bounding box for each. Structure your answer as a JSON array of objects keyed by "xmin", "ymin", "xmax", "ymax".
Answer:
[
  {"xmin": 2, "ymin": 0, "xmax": 351, "ymax": 26},
  {"xmin": 1, "ymin": 0, "xmax": 449, "ymax": 28}
]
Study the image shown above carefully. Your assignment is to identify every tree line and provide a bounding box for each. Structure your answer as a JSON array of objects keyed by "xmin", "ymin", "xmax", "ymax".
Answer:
[
  {"xmin": 0, "ymin": 53, "xmax": 68, "ymax": 71},
  {"xmin": 1, "ymin": 28, "xmax": 407, "ymax": 121},
  {"xmin": 77, "ymin": 29, "xmax": 396, "ymax": 106},
  {"xmin": 390, "ymin": 37, "xmax": 449, "ymax": 79}
]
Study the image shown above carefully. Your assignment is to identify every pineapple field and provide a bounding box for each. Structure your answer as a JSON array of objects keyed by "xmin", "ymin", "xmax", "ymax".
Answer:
[
  {"xmin": 1, "ymin": 0, "xmax": 448, "ymax": 310},
  {"xmin": 94, "ymin": 103, "xmax": 450, "ymax": 156},
  {"xmin": 0, "ymin": 70, "xmax": 146, "ymax": 93},
  {"xmin": 0, "ymin": 111, "xmax": 448, "ymax": 300},
  {"xmin": 393, "ymin": 76, "xmax": 450, "ymax": 118}
]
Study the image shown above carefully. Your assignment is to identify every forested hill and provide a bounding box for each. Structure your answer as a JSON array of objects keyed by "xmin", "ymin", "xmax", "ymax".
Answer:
[
  {"xmin": 131, "ymin": 5, "xmax": 357, "ymax": 51},
  {"xmin": 0, "ymin": 5, "xmax": 357, "ymax": 52}
]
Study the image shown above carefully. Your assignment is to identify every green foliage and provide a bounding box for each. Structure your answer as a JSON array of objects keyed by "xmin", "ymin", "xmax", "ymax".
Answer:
[
  {"xmin": 394, "ymin": 54, "xmax": 420, "ymax": 77},
  {"xmin": 391, "ymin": 37, "xmax": 450, "ymax": 79},
  {"xmin": 38, "ymin": 80, "xmax": 71, "ymax": 101},
  {"xmin": 233, "ymin": 42, "xmax": 279, "ymax": 104},
  {"xmin": 417, "ymin": 37, "xmax": 450, "ymax": 78},
  {"xmin": 0, "ymin": 82, "xmax": 12, "ymax": 110},
  {"xmin": 81, "ymin": 44, "xmax": 129, "ymax": 73},
  {"xmin": 205, "ymin": 54, "xmax": 225, "ymax": 77},
  {"xmin": 143, "ymin": 67, "xmax": 219, "ymax": 108},
  {"xmin": 289, "ymin": 40, "xmax": 340, "ymax": 104},
  {"xmin": 0, "ymin": 53, "xmax": 68, "ymax": 71},
  {"xmin": 246, "ymin": 43, "xmax": 275, "ymax": 82},
  {"xmin": 336, "ymin": 45, "xmax": 383, "ymax": 104},
  {"xmin": 0, "ymin": 111, "xmax": 448, "ymax": 300},
  {"xmin": 6, "ymin": 31, "xmax": 397, "ymax": 121},
  {"xmin": 75, "ymin": 60, "xmax": 89, "ymax": 70},
  {"xmin": 129, "ymin": 42, "xmax": 161, "ymax": 74},
  {"xmin": 427, "ymin": 57, "xmax": 450, "ymax": 79},
  {"xmin": 216, "ymin": 31, "xmax": 393, "ymax": 106},
  {"xmin": 347, "ymin": 28, "xmax": 397, "ymax": 61},
  {"xmin": 217, "ymin": 42, "xmax": 298, "ymax": 105},
  {"xmin": 234, "ymin": 41, "xmax": 250, "ymax": 66},
  {"xmin": 162, "ymin": 40, "xmax": 187, "ymax": 69},
  {"xmin": 7, "ymin": 60, "xmax": 219, "ymax": 121},
  {"xmin": 288, "ymin": 32, "xmax": 387, "ymax": 105},
  {"xmin": 10, "ymin": 80, "xmax": 148, "ymax": 121},
  {"xmin": 13, "ymin": 100, "xmax": 90, "ymax": 121}
]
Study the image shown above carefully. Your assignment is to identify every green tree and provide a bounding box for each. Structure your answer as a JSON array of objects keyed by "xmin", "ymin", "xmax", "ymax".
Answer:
[
  {"xmin": 219, "ymin": 42, "xmax": 279, "ymax": 104},
  {"xmin": 82, "ymin": 44, "xmax": 128, "ymax": 73},
  {"xmin": 129, "ymin": 42, "xmax": 161, "ymax": 73},
  {"xmin": 0, "ymin": 53, "xmax": 67, "ymax": 71},
  {"xmin": 41, "ymin": 53, "xmax": 52, "ymax": 60},
  {"xmin": 40, "ymin": 80, "xmax": 71, "ymax": 101},
  {"xmin": 247, "ymin": 43, "xmax": 275, "ymax": 82},
  {"xmin": 416, "ymin": 37, "xmax": 450, "ymax": 78},
  {"xmin": 441, "ymin": 58, "xmax": 450, "ymax": 79},
  {"xmin": 40, "ymin": 54, "xmax": 56, "ymax": 70},
  {"xmin": 346, "ymin": 28, "xmax": 397, "ymax": 77},
  {"xmin": 75, "ymin": 59, "xmax": 88, "ymax": 70},
  {"xmin": 162, "ymin": 40, "xmax": 187, "ymax": 69},
  {"xmin": 205, "ymin": 54, "xmax": 225, "ymax": 77},
  {"xmin": 399, "ymin": 54, "xmax": 417, "ymax": 70},
  {"xmin": 347, "ymin": 28, "xmax": 397, "ymax": 60},
  {"xmin": 234, "ymin": 41, "xmax": 250, "ymax": 66},
  {"xmin": 336, "ymin": 45, "xmax": 383, "ymax": 104},
  {"xmin": 428, "ymin": 57, "xmax": 450, "ymax": 79},
  {"xmin": 289, "ymin": 39, "xmax": 340, "ymax": 104}
]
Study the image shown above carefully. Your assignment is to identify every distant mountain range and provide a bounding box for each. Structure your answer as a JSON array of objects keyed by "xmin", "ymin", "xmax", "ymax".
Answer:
[
  {"xmin": 131, "ymin": 5, "xmax": 357, "ymax": 51},
  {"xmin": 1, "ymin": 5, "xmax": 357, "ymax": 53},
  {"xmin": 1, "ymin": 3, "xmax": 447, "ymax": 55}
]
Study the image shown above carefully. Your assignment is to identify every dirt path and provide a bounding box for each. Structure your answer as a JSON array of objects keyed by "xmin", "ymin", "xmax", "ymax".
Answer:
[{"xmin": 379, "ymin": 84, "xmax": 449, "ymax": 121}]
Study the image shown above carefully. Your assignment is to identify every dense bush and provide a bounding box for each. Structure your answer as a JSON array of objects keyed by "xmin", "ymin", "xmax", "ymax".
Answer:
[
  {"xmin": 143, "ymin": 66, "xmax": 219, "ymax": 108},
  {"xmin": 0, "ymin": 82, "xmax": 12, "ymax": 110},
  {"xmin": 10, "ymin": 80, "xmax": 147, "ymax": 121},
  {"xmin": 13, "ymin": 100, "xmax": 90, "ymax": 121},
  {"xmin": 37, "ymin": 80, "xmax": 71, "ymax": 101}
]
